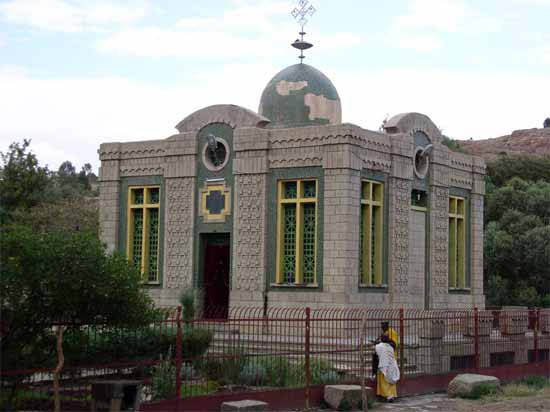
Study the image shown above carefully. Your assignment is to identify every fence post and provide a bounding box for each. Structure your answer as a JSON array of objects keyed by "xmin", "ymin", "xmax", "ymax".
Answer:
[
  {"xmin": 399, "ymin": 308, "xmax": 404, "ymax": 382},
  {"xmin": 534, "ymin": 309, "xmax": 539, "ymax": 363},
  {"xmin": 305, "ymin": 307, "xmax": 311, "ymax": 410},
  {"xmin": 175, "ymin": 306, "xmax": 182, "ymax": 399},
  {"xmin": 474, "ymin": 307, "xmax": 479, "ymax": 371}
]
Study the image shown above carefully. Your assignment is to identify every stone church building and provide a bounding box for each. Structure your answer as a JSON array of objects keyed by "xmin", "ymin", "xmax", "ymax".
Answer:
[{"xmin": 98, "ymin": 62, "xmax": 486, "ymax": 315}]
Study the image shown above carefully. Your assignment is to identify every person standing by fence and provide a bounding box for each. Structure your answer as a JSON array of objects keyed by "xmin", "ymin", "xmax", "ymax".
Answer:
[{"xmin": 374, "ymin": 321, "xmax": 400, "ymax": 402}]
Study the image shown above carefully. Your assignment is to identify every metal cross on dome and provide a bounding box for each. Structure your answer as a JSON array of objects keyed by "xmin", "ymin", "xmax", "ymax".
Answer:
[
  {"xmin": 291, "ymin": 0, "xmax": 316, "ymax": 29},
  {"xmin": 290, "ymin": 0, "xmax": 316, "ymax": 62}
]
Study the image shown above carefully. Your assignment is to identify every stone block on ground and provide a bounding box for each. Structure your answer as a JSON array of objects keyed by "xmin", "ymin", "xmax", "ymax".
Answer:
[
  {"xmin": 447, "ymin": 374, "xmax": 500, "ymax": 397},
  {"xmin": 324, "ymin": 384, "xmax": 369, "ymax": 410},
  {"xmin": 220, "ymin": 399, "xmax": 268, "ymax": 412}
]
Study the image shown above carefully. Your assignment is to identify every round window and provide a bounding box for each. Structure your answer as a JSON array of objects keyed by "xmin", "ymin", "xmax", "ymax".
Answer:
[
  {"xmin": 202, "ymin": 135, "xmax": 230, "ymax": 171},
  {"xmin": 413, "ymin": 145, "xmax": 432, "ymax": 179}
]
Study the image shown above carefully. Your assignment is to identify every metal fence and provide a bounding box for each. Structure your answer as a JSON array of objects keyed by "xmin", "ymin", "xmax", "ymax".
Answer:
[{"xmin": 2, "ymin": 307, "xmax": 550, "ymax": 410}]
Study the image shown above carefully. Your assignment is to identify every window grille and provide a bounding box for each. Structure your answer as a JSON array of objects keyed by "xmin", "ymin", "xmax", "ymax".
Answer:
[
  {"xmin": 449, "ymin": 196, "xmax": 467, "ymax": 289},
  {"xmin": 276, "ymin": 179, "xmax": 318, "ymax": 285},
  {"xmin": 127, "ymin": 186, "xmax": 161, "ymax": 283},
  {"xmin": 360, "ymin": 181, "xmax": 384, "ymax": 286}
]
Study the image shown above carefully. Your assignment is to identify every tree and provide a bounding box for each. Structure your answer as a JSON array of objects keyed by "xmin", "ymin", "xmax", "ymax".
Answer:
[
  {"xmin": 544, "ymin": 118, "xmax": 550, "ymax": 128},
  {"xmin": 0, "ymin": 225, "xmax": 157, "ymax": 405},
  {"xmin": 0, "ymin": 140, "xmax": 50, "ymax": 220},
  {"xmin": 10, "ymin": 197, "xmax": 99, "ymax": 234},
  {"xmin": 486, "ymin": 155, "xmax": 550, "ymax": 187},
  {"xmin": 441, "ymin": 135, "xmax": 465, "ymax": 152},
  {"xmin": 484, "ymin": 177, "xmax": 550, "ymax": 307}
]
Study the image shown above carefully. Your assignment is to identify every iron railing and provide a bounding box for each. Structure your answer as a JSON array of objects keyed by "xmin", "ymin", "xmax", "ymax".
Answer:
[{"xmin": 1, "ymin": 307, "xmax": 549, "ymax": 410}]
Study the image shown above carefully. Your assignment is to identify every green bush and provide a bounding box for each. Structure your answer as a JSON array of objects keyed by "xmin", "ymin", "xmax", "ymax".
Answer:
[
  {"xmin": 519, "ymin": 376, "xmax": 550, "ymax": 390},
  {"xmin": 179, "ymin": 289, "xmax": 195, "ymax": 322},
  {"xmin": 195, "ymin": 357, "xmax": 224, "ymax": 381},
  {"xmin": 460, "ymin": 383, "xmax": 499, "ymax": 399},
  {"xmin": 151, "ymin": 358, "xmax": 176, "ymax": 400},
  {"xmin": 295, "ymin": 357, "xmax": 336, "ymax": 385},
  {"xmin": 238, "ymin": 362, "xmax": 267, "ymax": 386},
  {"xmin": 257, "ymin": 356, "xmax": 292, "ymax": 387},
  {"xmin": 182, "ymin": 326, "xmax": 213, "ymax": 359}
]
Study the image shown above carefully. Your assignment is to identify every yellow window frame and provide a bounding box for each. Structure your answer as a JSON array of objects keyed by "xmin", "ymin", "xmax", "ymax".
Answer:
[
  {"xmin": 360, "ymin": 180, "xmax": 384, "ymax": 286},
  {"xmin": 275, "ymin": 179, "xmax": 318, "ymax": 285},
  {"xmin": 127, "ymin": 185, "xmax": 161, "ymax": 283},
  {"xmin": 449, "ymin": 196, "xmax": 466, "ymax": 289}
]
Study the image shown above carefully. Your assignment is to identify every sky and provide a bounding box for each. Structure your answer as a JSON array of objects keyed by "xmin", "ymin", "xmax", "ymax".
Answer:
[{"xmin": 1, "ymin": 0, "xmax": 550, "ymax": 172}]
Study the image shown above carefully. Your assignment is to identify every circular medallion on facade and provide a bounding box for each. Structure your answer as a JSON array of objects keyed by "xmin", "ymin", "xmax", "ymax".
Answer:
[
  {"xmin": 412, "ymin": 130, "xmax": 433, "ymax": 180},
  {"xmin": 203, "ymin": 135, "xmax": 229, "ymax": 171},
  {"xmin": 413, "ymin": 146, "xmax": 430, "ymax": 179}
]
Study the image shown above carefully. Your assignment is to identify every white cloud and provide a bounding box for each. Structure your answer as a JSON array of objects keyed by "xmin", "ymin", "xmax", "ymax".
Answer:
[
  {"xmin": 394, "ymin": 0, "xmax": 503, "ymax": 34},
  {"xmin": 3, "ymin": 63, "xmax": 550, "ymax": 173},
  {"xmin": 96, "ymin": 0, "xmax": 364, "ymax": 59},
  {"xmin": 335, "ymin": 67, "xmax": 550, "ymax": 140},
  {"xmin": 395, "ymin": 34, "xmax": 443, "ymax": 52},
  {"xmin": 389, "ymin": 0, "xmax": 505, "ymax": 52},
  {"xmin": 0, "ymin": 0, "xmax": 149, "ymax": 32},
  {"xmin": 0, "ymin": 62, "xmax": 277, "ymax": 170}
]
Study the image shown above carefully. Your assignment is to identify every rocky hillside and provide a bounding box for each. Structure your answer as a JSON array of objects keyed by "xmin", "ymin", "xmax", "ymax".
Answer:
[{"xmin": 458, "ymin": 127, "xmax": 550, "ymax": 161}]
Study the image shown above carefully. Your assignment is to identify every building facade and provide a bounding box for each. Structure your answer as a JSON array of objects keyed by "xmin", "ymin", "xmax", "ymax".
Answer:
[{"xmin": 98, "ymin": 63, "xmax": 486, "ymax": 313}]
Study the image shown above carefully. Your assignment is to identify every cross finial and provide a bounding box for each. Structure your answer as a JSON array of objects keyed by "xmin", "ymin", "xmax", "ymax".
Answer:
[{"xmin": 290, "ymin": 0, "xmax": 316, "ymax": 63}]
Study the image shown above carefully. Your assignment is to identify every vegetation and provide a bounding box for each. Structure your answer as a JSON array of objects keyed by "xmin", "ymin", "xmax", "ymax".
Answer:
[
  {"xmin": 441, "ymin": 135, "xmax": 465, "ymax": 153},
  {"xmin": 484, "ymin": 156, "xmax": 550, "ymax": 307},
  {"xmin": 459, "ymin": 377, "xmax": 550, "ymax": 401},
  {"xmin": 0, "ymin": 140, "xmax": 97, "ymax": 226},
  {"xmin": 486, "ymin": 155, "xmax": 550, "ymax": 188},
  {"xmin": 460, "ymin": 383, "xmax": 500, "ymax": 399}
]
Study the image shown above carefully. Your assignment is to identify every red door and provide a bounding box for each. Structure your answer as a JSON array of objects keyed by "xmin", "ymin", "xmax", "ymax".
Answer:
[{"xmin": 203, "ymin": 240, "xmax": 230, "ymax": 319}]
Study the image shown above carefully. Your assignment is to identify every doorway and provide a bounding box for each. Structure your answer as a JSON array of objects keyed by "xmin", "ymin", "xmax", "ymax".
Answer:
[{"xmin": 201, "ymin": 233, "xmax": 230, "ymax": 319}]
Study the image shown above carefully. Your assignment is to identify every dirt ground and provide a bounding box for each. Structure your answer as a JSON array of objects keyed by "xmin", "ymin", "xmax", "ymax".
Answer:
[
  {"xmin": 312, "ymin": 389, "xmax": 550, "ymax": 412},
  {"xmin": 373, "ymin": 391, "xmax": 550, "ymax": 412}
]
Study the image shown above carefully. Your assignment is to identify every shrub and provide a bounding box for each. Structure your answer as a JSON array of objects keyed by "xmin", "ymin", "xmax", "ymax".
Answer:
[
  {"xmin": 460, "ymin": 383, "xmax": 499, "ymax": 399},
  {"xmin": 179, "ymin": 289, "xmax": 195, "ymax": 322},
  {"xmin": 195, "ymin": 358, "xmax": 224, "ymax": 381},
  {"xmin": 519, "ymin": 376, "xmax": 549, "ymax": 390},
  {"xmin": 238, "ymin": 362, "xmax": 267, "ymax": 386},
  {"xmin": 501, "ymin": 383, "xmax": 537, "ymax": 397},
  {"xmin": 295, "ymin": 357, "xmax": 336, "ymax": 385},
  {"xmin": 181, "ymin": 381, "xmax": 219, "ymax": 398},
  {"xmin": 182, "ymin": 326, "xmax": 213, "ymax": 359},
  {"xmin": 151, "ymin": 357, "xmax": 176, "ymax": 400},
  {"xmin": 220, "ymin": 348, "xmax": 247, "ymax": 384},
  {"xmin": 256, "ymin": 356, "xmax": 292, "ymax": 387}
]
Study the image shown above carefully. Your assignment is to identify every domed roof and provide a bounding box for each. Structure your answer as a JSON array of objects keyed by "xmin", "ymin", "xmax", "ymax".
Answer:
[{"xmin": 258, "ymin": 63, "xmax": 342, "ymax": 128}]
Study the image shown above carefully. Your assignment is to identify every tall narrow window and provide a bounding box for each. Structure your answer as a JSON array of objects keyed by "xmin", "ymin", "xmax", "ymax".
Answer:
[
  {"xmin": 127, "ymin": 186, "xmax": 161, "ymax": 283},
  {"xmin": 276, "ymin": 179, "xmax": 318, "ymax": 285},
  {"xmin": 449, "ymin": 196, "xmax": 466, "ymax": 289},
  {"xmin": 360, "ymin": 181, "xmax": 384, "ymax": 286}
]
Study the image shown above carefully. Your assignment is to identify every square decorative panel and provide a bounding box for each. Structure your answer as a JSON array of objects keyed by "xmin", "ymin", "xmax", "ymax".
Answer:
[{"xmin": 200, "ymin": 180, "xmax": 231, "ymax": 223}]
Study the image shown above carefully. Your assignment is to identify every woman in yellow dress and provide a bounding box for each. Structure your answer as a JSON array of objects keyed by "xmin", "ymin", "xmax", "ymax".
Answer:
[{"xmin": 374, "ymin": 321, "xmax": 399, "ymax": 402}]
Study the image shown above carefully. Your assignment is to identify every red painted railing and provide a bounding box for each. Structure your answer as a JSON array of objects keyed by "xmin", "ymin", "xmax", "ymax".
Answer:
[{"xmin": 1, "ymin": 307, "xmax": 549, "ymax": 411}]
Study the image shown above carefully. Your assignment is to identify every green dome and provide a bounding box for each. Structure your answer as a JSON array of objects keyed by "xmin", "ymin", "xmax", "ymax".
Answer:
[{"xmin": 259, "ymin": 63, "xmax": 342, "ymax": 128}]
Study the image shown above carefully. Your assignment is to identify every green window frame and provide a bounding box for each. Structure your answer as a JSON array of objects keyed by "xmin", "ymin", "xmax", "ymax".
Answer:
[
  {"xmin": 276, "ymin": 179, "xmax": 318, "ymax": 285},
  {"xmin": 127, "ymin": 186, "xmax": 161, "ymax": 283},
  {"xmin": 449, "ymin": 196, "xmax": 467, "ymax": 289},
  {"xmin": 360, "ymin": 180, "xmax": 384, "ymax": 286}
]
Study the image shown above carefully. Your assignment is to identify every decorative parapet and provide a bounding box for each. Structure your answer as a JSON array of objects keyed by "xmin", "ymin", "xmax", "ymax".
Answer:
[
  {"xmin": 175, "ymin": 104, "xmax": 270, "ymax": 133},
  {"xmin": 499, "ymin": 310, "xmax": 529, "ymax": 336},
  {"xmin": 99, "ymin": 141, "xmax": 167, "ymax": 161},
  {"xmin": 383, "ymin": 112, "xmax": 443, "ymax": 144},
  {"xmin": 462, "ymin": 312, "xmax": 493, "ymax": 337},
  {"xmin": 419, "ymin": 318, "xmax": 447, "ymax": 339},
  {"xmin": 539, "ymin": 309, "xmax": 550, "ymax": 334},
  {"xmin": 268, "ymin": 123, "xmax": 392, "ymax": 152}
]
